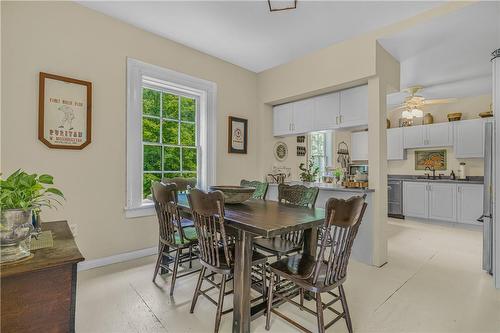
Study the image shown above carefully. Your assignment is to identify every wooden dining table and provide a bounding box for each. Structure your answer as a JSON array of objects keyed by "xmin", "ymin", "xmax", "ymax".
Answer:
[{"xmin": 176, "ymin": 195, "xmax": 326, "ymax": 333}]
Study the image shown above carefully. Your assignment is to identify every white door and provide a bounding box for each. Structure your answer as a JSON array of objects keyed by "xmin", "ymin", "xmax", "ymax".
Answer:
[
  {"xmin": 313, "ymin": 92, "xmax": 340, "ymax": 130},
  {"xmin": 457, "ymin": 184, "xmax": 484, "ymax": 225},
  {"xmin": 428, "ymin": 183, "xmax": 457, "ymax": 222},
  {"xmin": 273, "ymin": 103, "xmax": 293, "ymax": 136},
  {"xmin": 339, "ymin": 85, "xmax": 368, "ymax": 128},
  {"xmin": 351, "ymin": 131, "xmax": 368, "ymax": 161},
  {"xmin": 387, "ymin": 128, "xmax": 405, "ymax": 160},
  {"xmin": 291, "ymin": 99, "xmax": 315, "ymax": 134},
  {"xmin": 454, "ymin": 119, "xmax": 485, "ymax": 158},
  {"xmin": 403, "ymin": 181, "xmax": 428, "ymax": 219},
  {"xmin": 403, "ymin": 125, "xmax": 425, "ymax": 148},
  {"xmin": 426, "ymin": 122, "xmax": 453, "ymax": 147}
]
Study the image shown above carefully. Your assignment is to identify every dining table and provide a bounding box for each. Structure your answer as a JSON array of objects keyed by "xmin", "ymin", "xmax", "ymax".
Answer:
[{"xmin": 176, "ymin": 194, "xmax": 326, "ymax": 333}]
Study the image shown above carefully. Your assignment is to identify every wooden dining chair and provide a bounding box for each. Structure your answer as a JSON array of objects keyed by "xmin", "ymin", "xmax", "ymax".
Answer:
[
  {"xmin": 265, "ymin": 195, "xmax": 367, "ymax": 333},
  {"xmin": 188, "ymin": 188, "xmax": 268, "ymax": 333},
  {"xmin": 240, "ymin": 179, "xmax": 269, "ymax": 200},
  {"xmin": 151, "ymin": 182, "xmax": 200, "ymax": 295},
  {"xmin": 254, "ymin": 184, "xmax": 319, "ymax": 259},
  {"xmin": 162, "ymin": 177, "xmax": 197, "ymax": 228}
]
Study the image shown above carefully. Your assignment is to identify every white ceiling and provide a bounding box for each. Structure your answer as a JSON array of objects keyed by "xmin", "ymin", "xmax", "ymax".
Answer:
[
  {"xmin": 380, "ymin": 2, "xmax": 500, "ymax": 107},
  {"xmin": 79, "ymin": 1, "xmax": 442, "ymax": 73}
]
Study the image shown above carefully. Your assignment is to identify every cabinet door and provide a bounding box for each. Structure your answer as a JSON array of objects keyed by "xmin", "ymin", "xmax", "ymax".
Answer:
[
  {"xmin": 291, "ymin": 99, "xmax": 315, "ymax": 134},
  {"xmin": 313, "ymin": 92, "xmax": 340, "ymax": 130},
  {"xmin": 457, "ymin": 184, "xmax": 483, "ymax": 225},
  {"xmin": 426, "ymin": 122, "xmax": 453, "ymax": 147},
  {"xmin": 403, "ymin": 181, "xmax": 428, "ymax": 218},
  {"xmin": 339, "ymin": 85, "xmax": 368, "ymax": 128},
  {"xmin": 453, "ymin": 119, "xmax": 485, "ymax": 158},
  {"xmin": 351, "ymin": 131, "xmax": 368, "ymax": 161},
  {"xmin": 403, "ymin": 125, "xmax": 425, "ymax": 148},
  {"xmin": 387, "ymin": 128, "xmax": 405, "ymax": 160},
  {"xmin": 273, "ymin": 103, "xmax": 293, "ymax": 136},
  {"xmin": 428, "ymin": 183, "xmax": 457, "ymax": 222}
]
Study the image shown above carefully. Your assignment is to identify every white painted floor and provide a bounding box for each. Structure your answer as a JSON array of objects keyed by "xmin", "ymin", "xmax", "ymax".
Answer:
[{"xmin": 76, "ymin": 218, "xmax": 500, "ymax": 333}]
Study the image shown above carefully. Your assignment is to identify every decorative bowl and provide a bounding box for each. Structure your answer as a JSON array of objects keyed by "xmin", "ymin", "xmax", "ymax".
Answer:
[
  {"xmin": 447, "ymin": 112, "xmax": 462, "ymax": 122},
  {"xmin": 479, "ymin": 111, "xmax": 493, "ymax": 118},
  {"xmin": 209, "ymin": 186, "xmax": 255, "ymax": 204}
]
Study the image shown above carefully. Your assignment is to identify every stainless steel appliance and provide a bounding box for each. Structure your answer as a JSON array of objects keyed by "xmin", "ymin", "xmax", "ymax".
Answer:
[{"xmin": 388, "ymin": 179, "xmax": 404, "ymax": 219}]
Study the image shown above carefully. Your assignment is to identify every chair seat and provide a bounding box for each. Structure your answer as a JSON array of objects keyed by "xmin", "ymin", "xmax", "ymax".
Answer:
[
  {"xmin": 254, "ymin": 237, "xmax": 302, "ymax": 256},
  {"xmin": 174, "ymin": 226, "xmax": 198, "ymax": 245}
]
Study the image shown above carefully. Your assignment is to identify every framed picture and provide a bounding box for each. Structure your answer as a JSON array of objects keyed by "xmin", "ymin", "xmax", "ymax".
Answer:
[
  {"xmin": 415, "ymin": 149, "xmax": 447, "ymax": 170},
  {"xmin": 228, "ymin": 116, "xmax": 247, "ymax": 154},
  {"xmin": 39, "ymin": 72, "xmax": 92, "ymax": 150}
]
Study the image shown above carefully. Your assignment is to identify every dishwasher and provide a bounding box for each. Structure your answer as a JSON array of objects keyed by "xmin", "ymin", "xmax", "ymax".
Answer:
[{"xmin": 388, "ymin": 179, "xmax": 404, "ymax": 219}]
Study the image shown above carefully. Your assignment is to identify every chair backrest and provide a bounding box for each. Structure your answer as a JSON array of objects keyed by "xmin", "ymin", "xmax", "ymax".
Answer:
[
  {"xmin": 278, "ymin": 184, "xmax": 319, "ymax": 208},
  {"xmin": 240, "ymin": 179, "xmax": 269, "ymax": 200},
  {"xmin": 163, "ymin": 177, "xmax": 197, "ymax": 193},
  {"xmin": 151, "ymin": 182, "xmax": 185, "ymax": 246},
  {"xmin": 187, "ymin": 188, "xmax": 232, "ymax": 269},
  {"xmin": 313, "ymin": 195, "xmax": 367, "ymax": 286}
]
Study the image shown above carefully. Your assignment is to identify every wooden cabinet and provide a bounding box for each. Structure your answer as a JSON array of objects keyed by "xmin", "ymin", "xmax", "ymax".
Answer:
[
  {"xmin": 351, "ymin": 131, "xmax": 368, "ymax": 161},
  {"xmin": 453, "ymin": 118, "xmax": 485, "ymax": 158},
  {"xmin": 314, "ymin": 92, "xmax": 340, "ymax": 130},
  {"xmin": 403, "ymin": 181, "xmax": 429, "ymax": 219},
  {"xmin": 272, "ymin": 103, "xmax": 293, "ymax": 136},
  {"xmin": 428, "ymin": 183, "xmax": 457, "ymax": 222},
  {"xmin": 387, "ymin": 127, "xmax": 405, "ymax": 160},
  {"xmin": 457, "ymin": 184, "xmax": 483, "ymax": 225},
  {"xmin": 339, "ymin": 85, "xmax": 368, "ymax": 128}
]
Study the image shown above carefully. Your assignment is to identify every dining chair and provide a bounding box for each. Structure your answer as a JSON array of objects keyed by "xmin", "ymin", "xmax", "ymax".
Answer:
[
  {"xmin": 162, "ymin": 177, "xmax": 197, "ymax": 227},
  {"xmin": 254, "ymin": 184, "xmax": 319, "ymax": 259},
  {"xmin": 265, "ymin": 195, "xmax": 367, "ymax": 333},
  {"xmin": 240, "ymin": 179, "xmax": 269, "ymax": 200},
  {"xmin": 188, "ymin": 188, "xmax": 268, "ymax": 333},
  {"xmin": 151, "ymin": 182, "xmax": 200, "ymax": 295}
]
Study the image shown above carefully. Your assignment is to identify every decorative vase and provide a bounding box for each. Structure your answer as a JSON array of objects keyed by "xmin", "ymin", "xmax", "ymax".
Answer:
[
  {"xmin": 0, "ymin": 209, "xmax": 33, "ymax": 263},
  {"xmin": 423, "ymin": 113, "xmax": 434, "ymax": 125},
  {"xmin": 386, "ymin": 119, "xmax": 391, "ymax": 129}
]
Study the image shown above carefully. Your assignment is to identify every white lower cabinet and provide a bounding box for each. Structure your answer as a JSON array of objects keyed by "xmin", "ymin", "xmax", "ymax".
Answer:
[
  {"xmin": 403, "ymin": 182, "xmax": 428, "ymax": 219},
  {"xmin": 457, "ymin": 184, "xmax": 484, "ymax": 225},
  {"xmin": 428, "ymin": 183, "xmax": 456, "ymax": 222}
]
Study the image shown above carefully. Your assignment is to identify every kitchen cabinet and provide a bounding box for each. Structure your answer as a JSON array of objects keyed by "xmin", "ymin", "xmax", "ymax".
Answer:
[
  {"xmin": 314, "ymin": 92, "xmax": 340, "ymax": 130},
  {"xmin": 292, "ymin": 99, "xmax": 314, "ymax": 134},
  {"xmin": 351, "ymin": 131, "xmax": 368, "ymax": 161},
  {"xmin": 403, "ymin": 125, "xmax": 425, "ymax": 148},
  {"xmin": 387, "ymin": 127, "xmax": 406, "ymax": 160},
  {"xmin": 457, "ymin": 184, "xmax": 483, "ymax": 225},
  {"xmin": 403, "ymin": 123, "xmax": 452, "ymax": 149},
  {"xmin": 272, "ymin": 103, "xmax": 293, "ymax": 136},
  {"xmin": 428, "ymin": 183, "xmax": 457, "ymax": 222},
  {"xmin": 453, "ymin": 118, "xmax": 485, "ymax": 158},
  {"xmin": 403, "ymin": 182, "xmax": 429, "ymax": 219},
  {"xmin": 339, "ymin": 85, "xmax": 368, "ymax": 128}
]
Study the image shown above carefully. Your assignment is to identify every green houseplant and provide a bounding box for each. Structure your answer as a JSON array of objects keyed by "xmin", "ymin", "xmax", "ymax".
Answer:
[
  {"xmin": 299, "ymin": 159, "xmax": 320, "ymax": 183},
  {"xmin": 0, "ymin": 170, "xmax": 64, "ymax": 262}
]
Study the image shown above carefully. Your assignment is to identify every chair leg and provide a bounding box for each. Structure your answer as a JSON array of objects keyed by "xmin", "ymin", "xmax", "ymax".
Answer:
[
  {"xmin": 190, "ymin": 266, "xmax": 206, "ymax": 313},
  {"xmin": 315, "ymin": 292, "xmax": 325, "ymax": 333},
  {"xmin": 214, "ymin": 274, "xmax": 227, "ymax": 333},
  {"xmin": 169, "ymin": 248, "xmax": 181, "ymax": 296},
  {"xmin": 189, "ymin": 245, "xmax": 193, "ymax": 269},
  {"xmin": 152, "ymin": 243, "xmax": 165, "ymax": 282},
  {"xmin": 339, "ymin": 285, "xmax": 353, "ymax": 333},
  {"xmin": 299, "ymin": 288, "xmax": 304, "ymax": 310},
  {"xmin": 261, "ymin": 264, "xmax": 267, "ymax": 298},
  {"xmin": 265, "ymin": 271, "xmax": 275, "ymax": 331}
]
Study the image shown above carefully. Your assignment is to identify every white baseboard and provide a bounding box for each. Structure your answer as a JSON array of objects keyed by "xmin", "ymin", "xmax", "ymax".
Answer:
[{"xmin": 78, "ymin": 246, "xmax": 158, "ymax": 272}]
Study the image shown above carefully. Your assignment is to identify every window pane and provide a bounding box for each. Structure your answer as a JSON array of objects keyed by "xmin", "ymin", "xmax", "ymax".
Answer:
[
  {"xmin": 143, "ymin": 88, "xmax": 160, "ymax": 117},
  {"xmin": 162, "ymin": 93, "xmax": 179, "ymax": 119},
  {"xmin": 163, "ymin": 172, "xmax": 182, "ymax": 179},
  {"xmin": 180, "ymin": 122, "xmax": 196, "ymax": 146},
  {"xmin": 164, "ymin": 146, "xmax": 181, "ymax": 171},
  {"xmin": 180, "ymin": 96, "xmax": 196, "ymax": 122},
  {"xmin": 143, "ymin": 145, "xmax": 161, "ymax": 171},
  {"xmin": 182, "ymin": 147, "xmax": 197, "ymax": 172},
  {"xmin": 143, "ymin": 173, "xmax": 161, "ymax": 199},
  {"xmin": 142, "ymin": 117, "xmax": 160, "ymax": 143},
  {"xmin": 162, "ymin": 120, "xmax": 178, "ymax": 145}
]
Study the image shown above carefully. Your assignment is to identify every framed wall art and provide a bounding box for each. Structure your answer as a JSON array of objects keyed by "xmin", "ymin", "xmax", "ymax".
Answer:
[
  {"xmin": 415, "ymin": 149, "xmax": 447, "ymax": 170},
  {"xmin": 228, "ymin": 116, "xmax": 248, "ymax": 154},
  {"xmin": 38, "ymin": 72, "xmax": 92, "ymax": 150}
]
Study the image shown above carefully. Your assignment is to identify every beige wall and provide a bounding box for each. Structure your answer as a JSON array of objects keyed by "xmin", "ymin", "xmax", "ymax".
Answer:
[{"xmin": 1, "ymin": 2, "xmax": 259, "ymax": 260}]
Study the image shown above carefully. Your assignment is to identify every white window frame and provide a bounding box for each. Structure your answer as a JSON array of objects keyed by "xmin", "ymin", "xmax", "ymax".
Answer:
[{"xmin": 126, "ymin": 58, "xmax": 217, "ymax": 218}]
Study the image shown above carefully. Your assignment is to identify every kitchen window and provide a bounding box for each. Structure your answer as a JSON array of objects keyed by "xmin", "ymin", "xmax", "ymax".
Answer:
[{"xmin": 309, "ymin": 131, "xmax": 332, "ymax": 181}]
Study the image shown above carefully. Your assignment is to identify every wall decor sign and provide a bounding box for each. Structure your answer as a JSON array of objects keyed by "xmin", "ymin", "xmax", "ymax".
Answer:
[
  {"xmin": 274, "ymin": 141, "xmax": 288, "ymax": 161},
  {"xmin": 415, "ymin": 149, "xmax": 447, "ymax": 170},
  {"xmin": 38, "ymin": 72, "xmax": 92, "ymax": 150},
  {"xmin": 297, "ymin": 146, "xmax": 306, "ymax": 156},
  {"xmin": 228, "ymin": 116, "xmax": 248, "ymax": 154},
  {"xmin": 296, "ymin": 135, "xmax": 305, "ymax": 143}
]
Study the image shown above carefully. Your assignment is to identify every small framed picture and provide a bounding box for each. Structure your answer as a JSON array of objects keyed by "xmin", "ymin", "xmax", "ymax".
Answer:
[
  {"xmin": 228, "ymin": 116, "xmax": 248, "ymax": 154},
  {"xmin": 38, "ymin": 72, "xmax": 92, "ymax": 150}
]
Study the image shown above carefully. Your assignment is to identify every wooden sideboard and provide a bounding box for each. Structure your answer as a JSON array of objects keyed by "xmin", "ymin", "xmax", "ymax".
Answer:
[{"xmin": 1, "ymin": 221, "xmax": 84, "ymax": 333}]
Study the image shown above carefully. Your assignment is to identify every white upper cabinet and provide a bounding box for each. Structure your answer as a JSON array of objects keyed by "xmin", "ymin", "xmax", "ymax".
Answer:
[
  {"xmin": 387, "ymin": 127, "xmax": 405, "ymax": 160},
  {"xmin": 426, "ymin": 122, "xmax": 453, "ymax": 147},
  {"xmin": 314, "ymin": 92, "xmax": 340, "ymax": 130},
  {"xmin": 453, "ymin": 118, "xmax": 485, "ymax": 158},
  {"xmin": 350, "ymin": 131, "xmax": 369, "ymax": 161},
  {"xmin": 291, "ymin": 99, "xmax": 314, "ymax": 134},
  {"xmin": 272, "ymin": 103, "xmax": 293, "ymax": 136},
  {"xmin": 428, "ymin": 183, "xmax": 457, "ymax": 222},
  {"xmin": 457, "ymin": 184, "xmax": 483, "ymax": 225},
  {"xmin": 339, "ymin": 85, "xmax": 368, "ymax": 128},
  {"xmin": 403, "ymin": 125, "xmax": 425, "ymax": 148}
]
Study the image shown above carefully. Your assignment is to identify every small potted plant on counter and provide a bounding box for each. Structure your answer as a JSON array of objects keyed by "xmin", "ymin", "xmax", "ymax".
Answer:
[
  {"xmin": 299, "ymin": 159, "xmax": 320, "ymax": 183},
  {"xmin": 0, "ymin": 170, "xmax": 64, "ymax": 263}
]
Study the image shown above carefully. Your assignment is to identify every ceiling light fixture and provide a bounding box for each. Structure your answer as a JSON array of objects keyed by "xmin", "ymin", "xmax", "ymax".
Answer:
[
  {"xmin": 268, "ymin": 0, "xmax": 297, "ymax": 12},
  {"xmin": 402, "ymin": 108, "xmax": 423, "ymax": 119}
]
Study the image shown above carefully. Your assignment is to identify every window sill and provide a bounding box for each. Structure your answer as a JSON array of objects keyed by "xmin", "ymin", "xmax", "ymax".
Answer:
[{"xmin": 125, "ymin": 202, "xmax": 155, "ymax": 218}]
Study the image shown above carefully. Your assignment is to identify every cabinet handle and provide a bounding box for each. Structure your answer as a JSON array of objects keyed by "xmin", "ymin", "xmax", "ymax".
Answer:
[
  {"xmin": 339, "ymin": 115, "xmax": 343, "ymax": 123},
  {"xmin": 335, "ymin": 116, "xmax": 338, "ymax": 125}
]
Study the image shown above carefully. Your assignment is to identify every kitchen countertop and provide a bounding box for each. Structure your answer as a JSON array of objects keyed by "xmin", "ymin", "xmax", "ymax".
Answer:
[
  {"xmin": 268, "ymin": 181, "xmax": 375, "ymax": 193},
  {"xmin": 388, "ymin": 174, "xmax": 484, "ymax": 185}
]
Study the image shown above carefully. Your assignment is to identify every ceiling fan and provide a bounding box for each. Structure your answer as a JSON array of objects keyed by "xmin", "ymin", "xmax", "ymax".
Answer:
[{"xmin": 392, "ymin": 86, "xmax": 457, "ymax": 119}]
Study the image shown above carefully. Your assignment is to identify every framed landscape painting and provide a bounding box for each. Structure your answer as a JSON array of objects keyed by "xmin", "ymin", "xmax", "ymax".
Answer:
[
  {"xmin": 228, "ymin": 116, "xmax": 247, "ymax": 154},
  {"xmin": 38, "ymin": 72, "xmax": 92, "ymax": 150},
  {"xmin": 415, "ymin": 149, "xmax": 447, "ymax": 170}
]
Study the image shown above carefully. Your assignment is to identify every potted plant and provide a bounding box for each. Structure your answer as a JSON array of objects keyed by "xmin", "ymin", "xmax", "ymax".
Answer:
[
  {"xmin": 0, "ymin": 170, "xmax": 64, "ymax": 262},
  {"xmin": 299, "ymin": 159, "xmax": 320, "ymax": 183}
]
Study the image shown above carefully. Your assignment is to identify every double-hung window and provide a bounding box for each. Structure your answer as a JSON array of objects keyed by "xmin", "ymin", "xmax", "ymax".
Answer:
[{"xmin": 309, "ymin": 131, "xmax": 332, "ymax": 181}]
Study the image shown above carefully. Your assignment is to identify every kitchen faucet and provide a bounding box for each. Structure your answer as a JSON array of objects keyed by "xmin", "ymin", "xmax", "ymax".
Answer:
[{"xmin": 425, "ymin": 166, "xmax": 436, "ymax": 180}]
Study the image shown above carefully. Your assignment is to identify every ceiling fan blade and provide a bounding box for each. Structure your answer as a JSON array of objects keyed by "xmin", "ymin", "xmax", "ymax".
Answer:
[{"xmin": 423, "ymin": 98, "xmax": 457, "ymax": 105}]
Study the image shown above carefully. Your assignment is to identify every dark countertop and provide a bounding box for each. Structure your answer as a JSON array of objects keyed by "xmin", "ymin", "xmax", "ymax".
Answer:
[
  {"xmin": 268, "ymin": 181, "xmax": 375, "ymax": 193},
  {"xmin": 388, "ymin": 174, "xmax": 484, "ymax": 185}
]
